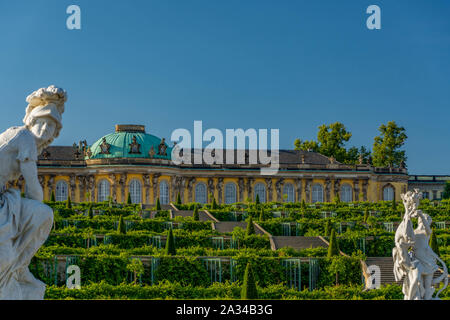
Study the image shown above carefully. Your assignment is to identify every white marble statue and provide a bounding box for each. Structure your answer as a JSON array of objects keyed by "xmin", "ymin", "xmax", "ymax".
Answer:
[
  {"xmin": 393, "ymin": 189, "xmax": 448, "ymax": 300},
  {"xmin": 0, "ymin": 85, "xmax": 67, "ymax": 299}
]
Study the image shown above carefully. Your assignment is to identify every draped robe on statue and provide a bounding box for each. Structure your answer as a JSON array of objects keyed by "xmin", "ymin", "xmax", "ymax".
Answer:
[{"xmin": 0, "ymin": 126, "xmax": 53, "ymax": 299}]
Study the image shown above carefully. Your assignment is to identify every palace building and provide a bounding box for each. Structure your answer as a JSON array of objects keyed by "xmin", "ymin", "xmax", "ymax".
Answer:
[{"xmin": 33, "ymin": 124, "xmax": 409, "ymax": 205}]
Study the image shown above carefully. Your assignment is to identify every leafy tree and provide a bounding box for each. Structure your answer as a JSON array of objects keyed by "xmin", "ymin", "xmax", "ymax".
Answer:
[
  {"xmin": 66, "ymin": 195, "xmax": 72, "ymax": 209},
  {"xmin": 429, "ymin": 228, "xmax": 440, "ymax": 256},
  {"xmin": 231, "ymin": 226, "xmax": 246, "ymax": 249},
  {"xmin": 126, "ymin": 258, "xmax": 145, "ymax": 285},
  {"xmin": 117, "ymin": 215, "xmax": 126, "ymax": 234},
  {"xmin": 176, "ymin": 193, "xmax": 182, "ymax": 206},
  {"xmin": 127, "ymin": 193, "xmax": 132, "ymax": 205},
  {"xmin": 246, "ymin": 216, "xmax": 255, "ymax": 236},
  {"xmin": 193, "ymin": 205, "xmax": 199, "ymax": 221},
  {"xmin": 317, "ymin": 122, "xmax": 352, "ymax": 162},
  {"xmin": 50, "ymin": 191, "xmax": 55, "ymax": 202},
  {"xmin": 442, "ymin": 181, "xmax": 450, "ymax": 200},
  {"xmin": 344, "ymin": 146, "xmax": 372, "ymax": 165},
  {"xmin": 165, "ymin": 228, "xmax": 176, "ymax": 255},
  {"xmin": 155, "ymin": 198, "xmax": 161, "ymax": 211},
  {"xmin": 294, "ymin": 138, "xmax": 320, "ymax": 152},
  {"xmin": 328, "ymin": 256, "xmax": 347, "ymax": 286},
  {"xmin": 241, "ymin": 262, "xmax": 258, "ymax": 299},
  {"xmin": 327, "ymin": 229, "xmax": 340, "ymax": 257},
  {"xmin": 372, "ymin": 121, "xmax": 407, "ymax": 167}
]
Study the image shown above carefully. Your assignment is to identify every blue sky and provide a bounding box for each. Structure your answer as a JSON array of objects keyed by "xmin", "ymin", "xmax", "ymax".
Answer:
[{"xmin": 0, "ymin": 0, "xmax": 449, "ymax": 174}]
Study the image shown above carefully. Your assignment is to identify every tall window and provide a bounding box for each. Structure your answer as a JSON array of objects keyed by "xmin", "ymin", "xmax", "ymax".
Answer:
[
  {"xmin": 98, "ymin": 179, "xmax": 110, "ymax": 202},
  {"xmin": 195, "ymin": 182, "xmax": 207, "ymax": 204},
  {"xmin": 224, "ymin": 183, "xmax": 237, "ymax": 204},
  {"xmin": 55, "ymin": 180, "xmax": 68, "ymax": 202},
  {"xmin": 340, "ymin": 184, "xmax": 353, "ymax": 203},
  {"xmin": 312, "ymin": 184, "xmax": 324, "ymax": 203},
  {"xmin": 283, "ymin": 183, "xmax": 295, "ymax": 203},
  {"xmin": 159, "ymin": 180, "xmax": 169, "ymax": 205},
  {"xmin": 129, "ymin": 179, "xmax": 142, "ymax": 204},
  {"xmin": 254, "ymin": 183, "xmax": 266, "ymax": 203},
  {"xmin": 383, "ymin": 186, "xmax": 395, "ymax": 201}
]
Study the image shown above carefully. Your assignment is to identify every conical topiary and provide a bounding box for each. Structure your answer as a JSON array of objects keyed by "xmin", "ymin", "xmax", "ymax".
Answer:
[
  {"xmin": 429, "ymin": 228, "xmax": 440, "ymax": 256},
  {"xmin": 127, "ymin": 193, "xmax": 132, "ymax": 205},
  {"xmin": 176, "ymin": 193, "xmax": 182, "ymax": 206},
  {"xmin": 50, "ymin": 190, "xmax": 55, "ymax": 202},
  {"xmin": 212, "ymin": 197, "xmax": 218, "ymax": 210},
  {"xmin": 241, "ymin": 262, "xmax": 258, "ymax": 299},
  {"xmin": 255, "ymin": 194, "xmax": 260, "ymax": 206},
  {"xmin": 118, "ymin": 215, "xmax": 126, "ymax": 234},
  {"xmin": 363, "ymin": 209, "xmax": 369, "ymax": 223},
  {"xmin": 246, "ymin": 216, "xmax": 255, "ymax": 236},
  {"xmin": 66, "ymin": 195, "xmax": 72, "ymax": 209},
  {"xmin": 259, "ymin": 209, "xmax": 265, "ymax": 222},
  {"xmin": 324, "ymin": 219, "xmax": 332, "ymax": 237},
  {"xmin": 193, "ymin": 205, "xmax": 199, "ymax": 221},
  {"xmin": 327, "ymin": 229, "xmax": 340, "ymax": 257},
  {"xmin": 301, "ymin": 199, "xmax": 306, "ymax": 210},
  {"xmin": 165, "ymin": 228, "xmax": 176, "ymax": 255},
  {"xmin": 88, "ymin": 204, "xmax": 94, "ymax": 219},
  {"xmin": 156, "ymin": 197, "xmax": 161, "ymax": 211}
]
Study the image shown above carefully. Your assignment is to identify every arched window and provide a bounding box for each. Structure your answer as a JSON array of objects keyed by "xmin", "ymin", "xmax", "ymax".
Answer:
[
  {"xmin": 159, "ymin": 180, "xmax": 169, "ymax": 205},
  {"xmin": 340, "ymin": 184, "xmax": 353, "ymax": 203},
  {"xmin": 283, "ymin": 183, "xmax": 295, "ymax": 203},
  {"xmin": 254, "ymin": 183, "xmax": 266, "ymax": 203},
  {"xmin": 55, "ymin": 180, "xmax": 68, "ymax": 202},
  {"xmin": 129, "ymin": 179, "xmax": 142, "ymax": 204},
  {"xmin": 224, "ymin": 183, "xmax": 237, "ymax": 204},
  {"xmin": 98, "ymin": 179, "xmax": 110, "ymax": 202},
  {"xmin": 383, "ymin": 185, "xmax": 395, "ymax": 201},
  {"xmin": 195, "ymin": 182, "xmax": 207, "ymax": 204},
  {"xmin": 312, "ymin": 184, "xmax": 324, "ymax": 203}
]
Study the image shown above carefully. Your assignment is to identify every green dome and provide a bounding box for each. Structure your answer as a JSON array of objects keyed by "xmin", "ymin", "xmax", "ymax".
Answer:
[{"xmin": 87, "ymin": 125, "xmax": 171, "ymax": 160}]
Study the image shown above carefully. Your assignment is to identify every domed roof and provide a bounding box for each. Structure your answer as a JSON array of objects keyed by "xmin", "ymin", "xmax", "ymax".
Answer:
[{"xmin": 87, "ymin": 125, "xmax": 171, "ymax": 160}]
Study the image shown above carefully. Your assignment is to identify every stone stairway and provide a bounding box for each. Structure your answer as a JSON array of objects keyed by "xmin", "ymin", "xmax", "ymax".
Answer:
[
  {"xmin": 271, "ymin": 236, "xmax": 329, "ymax": 250},
  {"xmin": 365, "ymin": 257, "xmax": 402, "ymax": 285},
  {"xmin": 172, "ymin": 210, "xmax": 216, "ymax": 222},
  {"xmin": 213, "ymin": 221, "xmax": 265, "ymax": 235}
]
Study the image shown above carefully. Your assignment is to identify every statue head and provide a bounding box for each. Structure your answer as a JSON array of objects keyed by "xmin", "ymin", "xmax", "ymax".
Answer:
[
  {"xmin": 23, "ymin": 85, "xmax": 67, "ymax": 151},
  {"xmin": 401, "ymin": 189, "xmax": 422, "ymax": 216}
]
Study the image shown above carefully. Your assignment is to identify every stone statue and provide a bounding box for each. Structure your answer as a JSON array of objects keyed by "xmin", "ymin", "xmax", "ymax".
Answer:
[
  {"xmin": 0, "ymin": 85, "xmax": 67, "ymax": 299},
  {"xmin": 393, "ymin": 189, "xmax": 448, "ymax": 300}
]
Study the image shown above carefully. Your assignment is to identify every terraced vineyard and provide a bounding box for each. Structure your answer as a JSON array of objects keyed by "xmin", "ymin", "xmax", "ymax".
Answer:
[{"xmin": 34, "ymin": 198, "xmax": 450, "ymax": 299}]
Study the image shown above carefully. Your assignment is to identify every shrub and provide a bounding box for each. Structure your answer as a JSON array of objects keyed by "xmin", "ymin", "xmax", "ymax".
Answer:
[
  {"xmin": 327, "ymin": 229, "xmax": 340, "ymax": 257},
  {"xmin": 430, "ymin": 228, "xmax": 440, "ymax": 256},
  {"xmin": 66, "ymin": 196, "xmax": 72, "ymax": 209},
  {"xmin": 241, "ymin": 262, "xmax": 258, "ymax": 299},
  {"xmin": 165, "ymin": 228, "xmax": 176, "ymax": 255},
  {"xmin": 156, "ymin": 198, "xmax": 161, "ymax": 211},
  {"xmin": 118, "ymin": 215, "xmax": 126, "ymax": 234},
  {"xmin": 246, "ymin": 216, "xmax": 255, "ymax": 236},
  {"xmin": 193, "ymin": 205, "xmax": 199, "ymax": 221}
]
